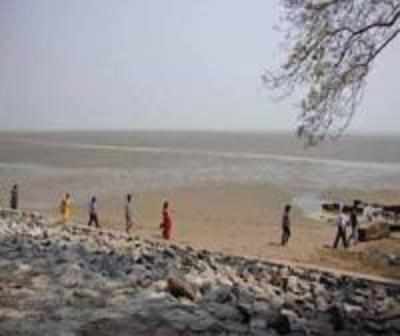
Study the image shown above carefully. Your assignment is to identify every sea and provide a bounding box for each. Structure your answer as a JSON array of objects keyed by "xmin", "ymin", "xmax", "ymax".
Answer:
[{"xmin": 1, "ymin": 131, "xmax": 400, "ymax": 211}]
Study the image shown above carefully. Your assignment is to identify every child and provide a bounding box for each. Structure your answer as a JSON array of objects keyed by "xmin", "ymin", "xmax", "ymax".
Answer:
[{"xmin": 160, "ymin": 200, "xmax": 172, "ymax": 240}]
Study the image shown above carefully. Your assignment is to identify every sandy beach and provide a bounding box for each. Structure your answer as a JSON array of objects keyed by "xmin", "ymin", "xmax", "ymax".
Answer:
[
  {"xmin": 1, "ymin": 131, "xmax": 400, "ymax": 279},
  {"xmin": 34, "ymin": 182, "xmax": 400, "ymax": 280}
]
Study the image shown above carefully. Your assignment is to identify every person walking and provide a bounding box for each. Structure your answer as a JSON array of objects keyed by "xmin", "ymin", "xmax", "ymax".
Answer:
[
  {"xmin": 348, "ymin": 205, "xmax": 359, "ymax": 245},
  {"xmin": 60, "ymin": 193, "xmax": 72, "ymax": 224},
  {"xmin": 160, "ymin": 200, "xmax": 172, "ymax": 240},
  {"xmin": 88, "ymin": 196, "xmax": 100, "ymax": 228},
  {"xmin": 281, "ymin": 204, "xmax": 292, "ymax": 246},
  {"xmin": 125, "ymin": 194, "xmax": 135, "ymax": 234},
  {"xmin": 10, "ymin": 184, "xmax": 18, "ymax": 210},
  {"xmin": 333, "ymin": 206, "xmax": 348, "ymax": 248}
]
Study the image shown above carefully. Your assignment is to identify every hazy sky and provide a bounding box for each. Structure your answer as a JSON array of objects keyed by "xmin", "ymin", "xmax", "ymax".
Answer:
[{"xmin": 1, "ymin": 0, "xmax": 399, "ymax": 132}]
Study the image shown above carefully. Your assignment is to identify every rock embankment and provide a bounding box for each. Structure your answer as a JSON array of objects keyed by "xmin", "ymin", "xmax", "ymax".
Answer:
[{"xmin": 0, "ymin": 209, "xmax": 400, "ymax": 335}]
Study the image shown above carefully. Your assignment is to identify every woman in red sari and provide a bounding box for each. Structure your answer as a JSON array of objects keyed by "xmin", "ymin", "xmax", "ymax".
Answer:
[{"xmin": 160, "ymin": 200, "xmax": 172, "ymax": 240}]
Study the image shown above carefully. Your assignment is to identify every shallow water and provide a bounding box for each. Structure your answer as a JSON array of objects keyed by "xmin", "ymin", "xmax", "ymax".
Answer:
[{"xmin": 1, "ymin": 131, "xmax": 400, "ymax": 207}]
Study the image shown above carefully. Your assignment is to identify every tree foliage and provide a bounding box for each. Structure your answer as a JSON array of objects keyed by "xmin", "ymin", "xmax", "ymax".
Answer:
[{"xmin": 263, "ymin": 0, "xmax": 400, "ymax": 144}]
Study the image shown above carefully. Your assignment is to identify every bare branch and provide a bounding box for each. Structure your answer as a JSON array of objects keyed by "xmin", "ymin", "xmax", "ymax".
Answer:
[{"xmin": 264, "ymin": 0, "xmax": 400, "ymax": 144}]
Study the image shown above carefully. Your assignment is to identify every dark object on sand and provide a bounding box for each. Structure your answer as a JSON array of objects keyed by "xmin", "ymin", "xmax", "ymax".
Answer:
[
  {"xmin": 322, "ymin": 202, "xmax": 363, "ymax": 215},
  {"xmin": 390, "ymin": 224, "xmax": 400, "ymax": 232},
  {"xmin": 382, "ymin": 205, "xmax": 400, "ymax": 221},
  {"xmin": 358, "ymin": 222, "xmax": 390, "ymax": 242},
  {"xmin": 322, "ymin": 202, "xmax": 340, "ymax": 213}
]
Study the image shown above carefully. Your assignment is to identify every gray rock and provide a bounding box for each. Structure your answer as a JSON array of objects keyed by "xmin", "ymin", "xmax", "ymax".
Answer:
[
  {"xmin": 59, "ymin": 264, "xmax": 85, "ymax": 288},
  {"xmin": 268, "ymin": 310, "xmax": 291, "ymax": 335},
  {"xmin": 167, "ymin": 274, "xmax": 198, "ymax": 301},
  {"xmin": 328, "ymin": 305, "xmax": 345, "ymax": 331},
  {"xmin": 388, "ymin": 318, "xmax": 400, "ymax": 332},
  {"xmin": 0, "ymin": 209, "xmax": 399, "ymax": 335},
  {"xmin": 203, "ymin": 285, "xmax": 233, "ymax": 304},
  {"xmin": 203, "ymin": 302, "xmax": 242, "ymax": 321}
]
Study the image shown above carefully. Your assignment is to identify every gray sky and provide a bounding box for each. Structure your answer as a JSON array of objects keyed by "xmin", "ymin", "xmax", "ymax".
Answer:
[{"xmin": 0, "ymin": 0, "xmax": 399, "ymax": 132}]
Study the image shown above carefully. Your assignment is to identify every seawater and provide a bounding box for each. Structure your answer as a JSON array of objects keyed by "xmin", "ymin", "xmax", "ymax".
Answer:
[{"xmin": 1, "ymin": 131, "xmax": 400, "ymax": 201}]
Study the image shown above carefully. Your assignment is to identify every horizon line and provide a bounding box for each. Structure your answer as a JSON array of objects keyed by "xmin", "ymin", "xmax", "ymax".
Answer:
[{"xmin": 0, "ymin": 127, "xmax": 399, "ymax": 136}]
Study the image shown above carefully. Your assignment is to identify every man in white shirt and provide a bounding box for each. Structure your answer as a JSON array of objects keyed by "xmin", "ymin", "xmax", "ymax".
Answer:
[{"xmin": 333, "ymin": 206, "xmax": 349, "ymax": 248}]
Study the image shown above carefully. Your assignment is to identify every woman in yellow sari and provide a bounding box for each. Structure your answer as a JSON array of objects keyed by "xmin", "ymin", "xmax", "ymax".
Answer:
[{"xmin": 60, "ymin": 193, "xmax": 72, "ymax": 224}]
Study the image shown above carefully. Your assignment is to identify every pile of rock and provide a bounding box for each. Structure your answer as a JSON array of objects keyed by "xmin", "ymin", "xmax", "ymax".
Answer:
[
  {"xmin": 0, "ymin": 209, "xmax": 399, "ymax": 335},
  {"xmin": 359, "ymin": 222, "xmax": 391, "ymax": 242}
]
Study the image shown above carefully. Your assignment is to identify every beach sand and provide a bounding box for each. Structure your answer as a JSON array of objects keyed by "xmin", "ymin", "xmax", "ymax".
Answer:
[
  {"xmin": 2, "ymin": 164, "xmax": 400, "ymax": 279},
  {"xmin": 2, "ymin": 132, "xmax": 400, "ymax": 279},
  {"xmin": 24, "ymin": 182, "xmax": 398, "ymax": 280}
]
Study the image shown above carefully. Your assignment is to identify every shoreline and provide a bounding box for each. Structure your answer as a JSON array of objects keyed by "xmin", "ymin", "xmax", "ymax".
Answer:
[
  {"xmin": 2, "ymin": 166, "xmax": 400, "ymax": 280},
  {"xmin": 32, "ymin": 182, "xmax": 399, "ymax": 280}
]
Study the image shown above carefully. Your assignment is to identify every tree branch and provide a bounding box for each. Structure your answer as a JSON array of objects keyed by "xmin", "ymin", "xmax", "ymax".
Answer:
[{"xmin": 264, "ymin": 0, "xmax": 400, "ymax": 144}]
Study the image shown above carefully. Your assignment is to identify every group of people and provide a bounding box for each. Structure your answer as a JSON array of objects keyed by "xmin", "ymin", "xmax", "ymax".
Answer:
[
  {"xmin": 9, "ymin": 184, "xmax": 359, "ymax": 247},
  {"xmin": 333, "ymin": 204, "xmax": 359, "ymax": 248},
  {"xmin": 280, "ymin": 202, "xmax": 359, "ymax": 249},
  {"xmin": 59, "ymin": 193, "xmax": 173, "ymax": 240},
  {"xmin": 8, "ymin": 185, "xmax": 173, "ymax": 240}
]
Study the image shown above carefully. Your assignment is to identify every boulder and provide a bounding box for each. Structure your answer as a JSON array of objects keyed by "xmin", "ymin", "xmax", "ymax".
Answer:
[
  {"xmin": 359, "ymin": 222, "xmax": 391, "ymax": 242},
  {"xmin": 203, "ymin": 302, "xmax": 242, "ymax": 321},
  {"xmin": 328, "ymin": 305, "xmax": 345, "ymax": 331},
  {"xmin": 202, "ymin": 285, "xmax": 233, "ymax": 304},
  {"xmin": 268, "ymin": 310, "xmax": 291, "ymax": 335},
  {"xmin": 0, "ymin": 209, "xmax": 398, "ymax": 335},
  {"xmin": 167, "ymin": 274, "xmax": 198, "ymax": 301}
]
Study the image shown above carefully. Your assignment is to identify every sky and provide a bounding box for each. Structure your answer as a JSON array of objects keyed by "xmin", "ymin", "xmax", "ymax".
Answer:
[{"xmin": 0, "ymin": 0, "xmax": 399, "ymax": 133}]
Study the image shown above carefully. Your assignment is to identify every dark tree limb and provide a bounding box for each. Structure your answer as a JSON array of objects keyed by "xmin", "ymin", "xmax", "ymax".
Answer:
[{"xmin": 264, "ymin": 0, "xmax": 400, "ymax": 145}]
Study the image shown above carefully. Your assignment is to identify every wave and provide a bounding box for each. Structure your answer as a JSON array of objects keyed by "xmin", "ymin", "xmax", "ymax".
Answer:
[{"xmin": 21, "ymin": 139, "xmax": 400, "ymax": 172}]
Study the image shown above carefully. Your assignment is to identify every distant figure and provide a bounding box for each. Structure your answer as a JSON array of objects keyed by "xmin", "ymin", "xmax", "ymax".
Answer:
[
  {"xmin": 281, "ymin": 204, "xmax": 292, "ymax": 246},
  {"xmin": 348, "ymin": 205, "xmax": 359, "ymax": 245},
  {"xmin": 88, "ymin": 196, "xmax": 100, "ymax": 228},
  {"xmin": 364, "ymin": 204, "xmax": 374, "ymax": 222},
  {"xmin": 160, "ymin": 200, "xmax": 172, "ymax": 240},
  {"xmin": 333, "ymin": 206, "xmax": 348, "ymax": 248},
  {"xmin": 125, "ymin": 194, "xmax": 135, "ymax": 234},
  {"xmin": 10, "ymin": 184, "xmax": 18, "ymax": 210},
  {"xmin": 60, "ymin": 193, "xmax": 72, "ymax": 224}
]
